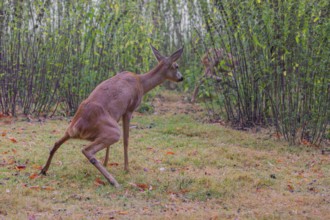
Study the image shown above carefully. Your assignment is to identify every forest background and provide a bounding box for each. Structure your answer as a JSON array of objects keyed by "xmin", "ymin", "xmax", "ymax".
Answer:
[{"xmin": 0, "ymin": 0, "xmax": 329, "ymax": 145}]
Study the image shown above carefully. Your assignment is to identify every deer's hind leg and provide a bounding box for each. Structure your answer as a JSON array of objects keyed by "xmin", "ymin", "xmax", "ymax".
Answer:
[
  {"xmin": 40, "ymin": 133, "xmax": 70, "ymax": 175},
  {"xmin": 82, "ymin": 123, "xmax": 121, "ymax": 188}
]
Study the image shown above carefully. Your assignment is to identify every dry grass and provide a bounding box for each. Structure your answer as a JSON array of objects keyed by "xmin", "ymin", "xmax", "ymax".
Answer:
[{"xmin": 0, "ymin": 91, "xmax": 329, "ymax": 219}]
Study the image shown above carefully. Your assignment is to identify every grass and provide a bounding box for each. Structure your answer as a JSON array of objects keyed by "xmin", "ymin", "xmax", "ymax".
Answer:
[{"xmin": 0, "ymin": 92, "xmax": 329, "ymax": 219}]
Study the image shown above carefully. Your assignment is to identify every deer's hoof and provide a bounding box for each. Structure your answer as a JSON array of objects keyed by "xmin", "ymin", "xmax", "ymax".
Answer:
[
  {"xmin": 39, "ymin": 170, "xmax": 47, "ymax": 176},
  {"xmin": 110, "ymin": 181, "xmax": 121, "ymax": 188}
]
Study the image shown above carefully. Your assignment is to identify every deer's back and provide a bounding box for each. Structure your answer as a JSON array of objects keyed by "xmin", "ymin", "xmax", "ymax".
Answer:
[{"xmin": 88, "ymin": 71, "xmax": 143, "ymax": 120}]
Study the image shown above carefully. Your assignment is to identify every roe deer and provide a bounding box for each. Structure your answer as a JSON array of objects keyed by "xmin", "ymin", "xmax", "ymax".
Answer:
[
  {"xmin": 191, "ymin": 48, "xmax": 237, "ymax": 103},
  {"xmin": 40, "ymin": 45, "xmax": 184, "ymax": 187}
]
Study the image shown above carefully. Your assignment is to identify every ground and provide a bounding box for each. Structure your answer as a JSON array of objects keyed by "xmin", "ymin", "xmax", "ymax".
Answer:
[{"xmin": 0, "ymin": 91, "xmax": 329, "ymax": 219}]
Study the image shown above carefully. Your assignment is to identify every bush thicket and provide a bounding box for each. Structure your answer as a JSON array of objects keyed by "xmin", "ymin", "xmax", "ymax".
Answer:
[{"xmin": 0, "ymin": 0, "xmax": 328, "ymax": 145}]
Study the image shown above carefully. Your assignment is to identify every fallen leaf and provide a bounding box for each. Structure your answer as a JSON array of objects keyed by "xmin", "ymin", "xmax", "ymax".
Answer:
[
  {"xmin": 32, "ymin": 164, "xmax": 42, "ymax": 170},
  {"xmin": 118, "ymin": 211, "xmax": 129, "ymax": 215},
  {"xmin": 180, "ymin": 189, "xmax": 190, "ymax": 194},
  {"xmin": 287, "ymin": 184, "xmax": 294, "ymax": 192},
  {"xmin": 29, "ymin": 173, "xmax": 39, "ymax": 180},
  {"xmin": 94, "ymin": 178, "xmax": 106, "ymax": 186},
  {"xmin": 42, "ymin": 186, "xmax": 55, "ymax": 191},
  {"xmin": 1, "ymin": 131, "xmax": 6, "ymax": 137},
  {"xmin": 15, "ymin": 164, "xmax": 27, "ymax": 171},
  {"xmin": 12, "ymin": 149, "xmax": 17, "ymax": 154},
  {"xmin": 109, "ymin": 162, "xmax": 119, "ymax": 167},
  {"xmin": 130, "ymin": 182, "xmax": 151, "ymax": 191},
  {"xmin": 9, "ymin": 137, "xmax": 17, "ymax": 143},
  {"xmin": 136, "ymin": 183, "xmax": 149, "ymax": 191},
  {"xmin": 29, "ymin": 185, "xmax": 40, "ymax": 190},
  {"xmin": 166, "ymin": 151, "xmax": 175, "ymax": 155}
]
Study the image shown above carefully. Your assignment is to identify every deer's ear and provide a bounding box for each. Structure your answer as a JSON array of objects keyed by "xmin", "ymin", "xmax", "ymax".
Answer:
[
  {"xmin": 169, "ymin": 47, "xmax": 184, "ymax": 63},
  {"xmin": 150, "ymin": 44, "xmax": 165, "ymax": 62}
]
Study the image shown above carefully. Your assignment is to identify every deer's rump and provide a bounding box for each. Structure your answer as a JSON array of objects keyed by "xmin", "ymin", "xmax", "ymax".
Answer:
[{"xmin": 67, "ymin": 101, "xmax": 114, "ymax": 141}]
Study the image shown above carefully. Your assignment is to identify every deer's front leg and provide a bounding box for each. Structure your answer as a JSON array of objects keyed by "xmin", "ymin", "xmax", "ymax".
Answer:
[
  {"xmin": 122, "ymin": 113, "xmax": 131, "ymax": 172},
  {"xmin": 103, "ymin": 146, "xmax": 110, "ymax": 166}
]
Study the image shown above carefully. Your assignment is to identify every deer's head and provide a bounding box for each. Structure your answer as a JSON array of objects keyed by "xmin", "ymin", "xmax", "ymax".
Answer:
[{"xmin": 150, "ymin": 45, "xmax": 184, "ymax": 82}]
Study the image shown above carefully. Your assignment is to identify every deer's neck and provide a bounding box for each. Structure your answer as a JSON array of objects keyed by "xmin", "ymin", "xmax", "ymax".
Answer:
[{"xmin": 140, "ymin": 63, "xmax": 166, "ymax": 94}]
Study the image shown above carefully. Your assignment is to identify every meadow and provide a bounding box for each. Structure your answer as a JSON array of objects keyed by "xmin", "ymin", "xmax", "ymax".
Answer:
[{"xmin": 0, "ymin": 93, "xmax": 329, "ymax": 219}]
